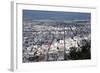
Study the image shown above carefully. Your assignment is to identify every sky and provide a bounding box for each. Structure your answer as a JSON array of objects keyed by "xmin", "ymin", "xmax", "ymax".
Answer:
[{"xmin": 23, "ymin": 10, "xmax": 91, "ymax": 21}]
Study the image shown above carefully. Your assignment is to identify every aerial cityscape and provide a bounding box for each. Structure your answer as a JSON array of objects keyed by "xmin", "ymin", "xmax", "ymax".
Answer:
[{"xmin": 22, "ymin": 10, "xmax": 91, "ymax": 63}]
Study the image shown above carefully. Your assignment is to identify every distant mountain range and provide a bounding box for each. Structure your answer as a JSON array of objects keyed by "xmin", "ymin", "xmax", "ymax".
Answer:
[{"xmin": 23, "ymin": 10, "xmax": 91, "ymax": 21}]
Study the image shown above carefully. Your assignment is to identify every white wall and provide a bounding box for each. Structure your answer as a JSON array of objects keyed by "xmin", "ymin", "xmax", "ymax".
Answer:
[{"xmin": 0, "ymin": 0, "xmax": 100, "ymax": 73}]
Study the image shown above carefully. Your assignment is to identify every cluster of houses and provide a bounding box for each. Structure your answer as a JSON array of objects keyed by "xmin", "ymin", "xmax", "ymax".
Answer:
[{"xmin": 23, "ymin": 20, "xmax": 91, "ymax": 62}]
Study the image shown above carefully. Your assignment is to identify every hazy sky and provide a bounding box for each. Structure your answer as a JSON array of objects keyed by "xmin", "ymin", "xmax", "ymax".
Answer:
[{"xmin": 23, "ymin": 10, "xmax": 91, "ymax": 21}]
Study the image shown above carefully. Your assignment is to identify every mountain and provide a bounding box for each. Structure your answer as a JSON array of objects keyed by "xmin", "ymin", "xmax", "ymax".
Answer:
[{"xmin": 23, "ymin": 10, "xmax": 91, "ymax": 21}]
